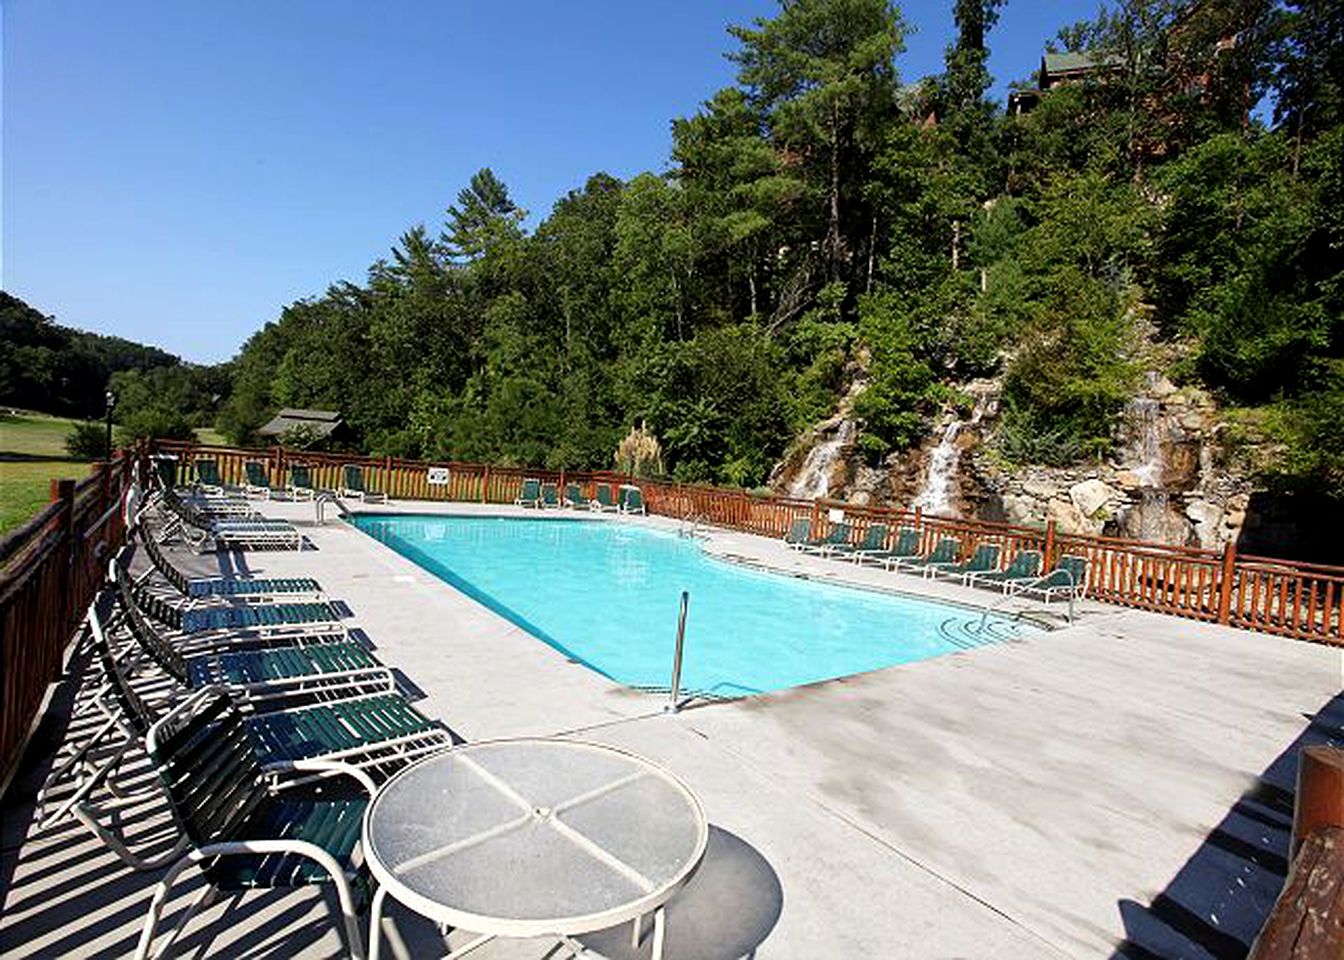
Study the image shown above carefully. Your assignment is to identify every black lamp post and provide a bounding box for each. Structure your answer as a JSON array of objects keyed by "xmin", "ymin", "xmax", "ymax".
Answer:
[{"xmin": 104, "ymin": 390, "xmax": 116, "ymax": 459}]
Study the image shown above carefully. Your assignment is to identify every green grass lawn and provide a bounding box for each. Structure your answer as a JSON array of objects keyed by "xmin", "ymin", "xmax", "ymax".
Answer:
[
  {"xmin": 1, "ymin": 412, "xmax": 91, "ymax": 534},
  {"xmin": 0, "ymin": 460, "xmax": 94, "ymax": 534}
]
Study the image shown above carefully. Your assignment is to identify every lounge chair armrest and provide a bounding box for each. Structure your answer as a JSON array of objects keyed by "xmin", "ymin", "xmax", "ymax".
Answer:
[{"xmin": 268, "ymin": 758, "xmax": 379, "ymax": 797}]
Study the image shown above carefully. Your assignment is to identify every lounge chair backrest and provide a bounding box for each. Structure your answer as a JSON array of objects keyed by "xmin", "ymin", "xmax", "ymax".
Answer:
[
  {"xmin": 343, "ymin": 464, "xmax": 365, "ymax": 491},
  {"xmin": 520, "ymin": 478, "xmax": 539, "ymax": 500},
  {"xmin": 623, "ymin": 487, "xmax": 645, "ymax": 512},
  {"xmin": 87, "ymin": 590, "xmax": 157, "ymax": 738},
  {"xmin": 1056, "ymin": 555, "xmax": 1088, "ymax": 589},
  {"xmin": 138, "ymin": 527, "xmax": 191, "ymax": 597},
  {"xmin": 541, "ymin": 482, "xmax": 559, "ymax": 503},
  {"xmin": 147, "ymin": 688, "xmax": 269, "ymax": 852},
  {"xmin": 927, "ymin": 537, "xmax": 959, "ymax": 563},
  {"xmin": 595, "ymin": 484, "xmax": 615, "ymax": 507},
  {"xmin": 785, "ymin": 517, "xmax": 811, "ymax": 543},
  {"xmin": 196, "ymin": 459, "xmax": 221, "ymax": 486},
  {"xmin": 828, "ymin": 522, "xmax": 851, "ymax": 544},
  {"xmin": 290, "ymin": 464, "xmax": 313, "ymax": 489},
  {"xmin": 968, "ymin": 543, "xmax": 1000, "ymax": 569},
  {"xmin": 245, "ymin": 461, "xmax": 269, "ymax": 488},
  {"xmin": 859, "ymin": 524, "xmax": 887, "ymax": 550},
  {"xmin": 565, "ymin": 483, "xmax": 584, "ymax": 502},
  {"xmin": 154, "ymin": 457, "xmax": 178, "ymax": 490},
  {"xmin": 110, "ymin": 558, "xmax": 188, "ymax": 683},
  {"xmin": 1005, "ymin": 550, "xmax": 1042, "ymax": 577},
  {"xmin": 894, "ymin": 527, "xmax": 920, "ymax": 554}
]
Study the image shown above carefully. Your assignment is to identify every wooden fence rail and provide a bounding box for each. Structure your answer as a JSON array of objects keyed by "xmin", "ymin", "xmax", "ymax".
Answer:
[
  {"xmin": 0, "ymin": 449, "xmax": 139, "ymax": 793},
  {"xmin": 151, "ymin": 438, "xmax": 1344, "ymax": 648}
]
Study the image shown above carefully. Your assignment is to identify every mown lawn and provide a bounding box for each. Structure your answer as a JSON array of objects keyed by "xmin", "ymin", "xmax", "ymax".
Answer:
[
  {"xmin": 1, "ymin": 411, "xmax": 230, "ymax": 535},
  {"xmin": 0, "ymin": 460, "xmax": 93, "ymax": 534}
]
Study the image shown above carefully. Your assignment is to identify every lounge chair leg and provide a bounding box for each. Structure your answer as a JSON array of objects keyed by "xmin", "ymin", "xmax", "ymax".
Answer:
[
  {"xmin": 133, "ymin": 853, "xmax": 200, "ymax": 960},
  {"xmin": 631, "ymin": 913, "xmax": 642, "ymax": 947},
  {"xmin": 368, "ymin": 884, "xmax": 387, "ymax": 960}
]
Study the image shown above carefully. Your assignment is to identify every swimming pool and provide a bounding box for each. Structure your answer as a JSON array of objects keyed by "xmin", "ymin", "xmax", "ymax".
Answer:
[{"xmin": 352, "ymin": 514, "xmax": 1038, "ymax": 697}]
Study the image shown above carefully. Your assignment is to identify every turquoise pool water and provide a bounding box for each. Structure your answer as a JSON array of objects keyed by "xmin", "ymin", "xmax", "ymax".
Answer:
[{"xmin": 352, "ymin": 515, "xmax": 1037, "ymax": 697}]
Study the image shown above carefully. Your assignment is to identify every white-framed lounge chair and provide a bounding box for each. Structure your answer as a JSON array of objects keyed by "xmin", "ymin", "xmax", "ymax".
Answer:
[
  {"xmin": 288, "ymin": 463, "xmax": 318, "ymax": 501},
  {"xmin": 590, "ymin": 483, "xmax": 621, "ymax": 513},
  {"xmin": 889, "ymin": 536, "xmax": 959, "ymax": 574},
  {"xmin": 827, "ymin": 523, "xmax": 888, "ymax": 560},
  {"xmin": 800, "ymin": 522, "xmax": 851, "ymax": 555},
  {"xmin": 618, "ymin": 484, "xmax": 646, "ymax": 515},
  {"xmin": 783, "ymin": 517, "xmax": 811, "ymax": 550},
  {"xmin": 43, "ymin": 590, "xmax": 447, "ymax": 872},
  {"xmin": 133, "ymin": 689, "xmax": 376, "ymax": 960},
  {"xmin": 162, "ymin": 495, "xmax": 302, "ymax": 551},
  {"xmin": 341, "ymin": 464, "xmax": 388, "ymax": 503},
  {"xmin": 854, "ymin": 526, "xmax": 920, "ymax": 566},
  {"xmin": 540, "ymin": 481, "xmax": 561, "ymax": 508},
  {"xmin": 1005, "ymin": 555, "xmax": 1088, "ymax": 603},
  {"xmin": 563, "ymin": 483, "xmax": 589, "ymax": 509},
  {"xmin": 514, "ymin": 478, "xmax": 542, "ymax": 507},
  {"xmin": 243, "ymin": 460, "xmax": 276, "ymax": 500},
  {"xmin": 137, "ymin": 526, "xmax": 325, "ymax": 602},
  {"xmin": 193, "ymin": 458, "xmax": 232, "ymax": 496},
  {"xmin": 929, "ymin": 543, "xmax": 1001, "ymax": 582},
  {"xmin": 966, "ymin": 549, "xmax": 1043, "ymax": 592}
]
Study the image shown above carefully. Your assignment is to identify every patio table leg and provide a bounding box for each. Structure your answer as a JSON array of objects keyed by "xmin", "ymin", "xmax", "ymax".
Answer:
[{"xmin": 652, "ymin": 907, "xmax": 667, "ymax": 960}]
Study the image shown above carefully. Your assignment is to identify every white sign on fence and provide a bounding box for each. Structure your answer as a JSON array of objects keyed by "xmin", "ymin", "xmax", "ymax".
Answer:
[
  {"xmin": 827, "ymin": 507, "xmax": 845, "ymax": 523},
  {"xmin": 427, "ymin": 467, "xmax": 450, "ymax": 486}
]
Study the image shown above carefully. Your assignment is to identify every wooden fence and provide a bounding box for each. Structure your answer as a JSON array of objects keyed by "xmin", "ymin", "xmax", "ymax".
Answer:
[
  {"xmin": 0, "ymin": 449, "xmax": 140, "ymax": 792},
  {"xmin": 152, "ymin": 439, "xmax": 1344, "ymax": 647}
]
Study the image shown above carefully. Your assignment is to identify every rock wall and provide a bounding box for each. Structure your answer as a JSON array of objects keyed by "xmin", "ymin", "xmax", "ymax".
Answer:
[{"xmin": 773, "ymin": 369, "xmax": 1261, "ymax": 551}]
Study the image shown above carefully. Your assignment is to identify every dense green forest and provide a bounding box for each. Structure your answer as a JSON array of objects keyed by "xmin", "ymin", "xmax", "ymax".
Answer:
[{"xmin": 9, "ymin": 0, "xmax": 1343, "ymax": 499}]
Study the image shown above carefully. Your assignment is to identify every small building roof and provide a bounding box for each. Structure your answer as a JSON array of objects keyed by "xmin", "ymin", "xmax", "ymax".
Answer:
[
  {"xmin": 1041, "ymin": 51, "xmax": 1124, "ymax": 87},
  {"xmin": 257, "ymin": 408, "xmax": 344, "ymax": 438}
]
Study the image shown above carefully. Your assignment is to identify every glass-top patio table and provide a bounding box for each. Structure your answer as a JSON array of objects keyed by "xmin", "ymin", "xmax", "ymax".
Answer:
[{"xmin": 364, "ymin": 738, "xmax": 709, "ymax": 960}]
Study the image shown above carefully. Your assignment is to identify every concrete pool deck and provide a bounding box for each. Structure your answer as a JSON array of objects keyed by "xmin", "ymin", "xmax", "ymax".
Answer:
[{"xmin": 2, "ymin": 498, "xmax": 1341, "ymax": 958}]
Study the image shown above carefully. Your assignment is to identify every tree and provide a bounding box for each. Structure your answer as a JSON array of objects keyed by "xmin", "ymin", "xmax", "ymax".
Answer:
[{"xmin": 729, "ymin": 0, "xmax": 906, "ymax": 281}]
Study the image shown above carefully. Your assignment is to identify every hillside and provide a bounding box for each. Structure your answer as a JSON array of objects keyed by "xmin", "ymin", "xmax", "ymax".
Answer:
[{"xmin": 213, "ymin": 1, "xmax": 1339, "ymax": 546}]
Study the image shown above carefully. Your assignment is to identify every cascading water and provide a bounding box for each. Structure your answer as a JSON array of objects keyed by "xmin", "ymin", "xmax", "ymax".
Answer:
[
  {"xmin": 788, "ymin": 420, "xmax": 856, "ymax": 500},
  {"xmin": 913, "ymin": 401, "xmax": 985, "ymax": 517}
]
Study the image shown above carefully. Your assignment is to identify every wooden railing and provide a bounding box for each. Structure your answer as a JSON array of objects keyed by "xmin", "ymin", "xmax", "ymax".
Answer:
[
  {"xmin": 0, "ymin": 449, "xmax": 141, "ymax": 792},
  {"xmin": 149, "ymin": 439, "xmax": 1344, "ymax": 646}
]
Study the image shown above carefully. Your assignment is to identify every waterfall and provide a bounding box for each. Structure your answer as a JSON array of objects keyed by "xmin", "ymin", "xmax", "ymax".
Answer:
[
  {"xmin": 1128, "ymin": 396, "xmax": 1163, "ymax": 488},
  {"xmin": 788, "ymin": 420, "xmax": 856, "ymax": 500},
  {"xmin": 913, "ymin": 401, "xmax": 984, "ymax": 517}
]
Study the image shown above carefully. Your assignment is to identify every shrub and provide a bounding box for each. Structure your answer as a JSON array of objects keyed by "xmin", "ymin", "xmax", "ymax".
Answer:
[{"xmin": 65, "ymin": 421, "xmax": 109, "ymax": 460}]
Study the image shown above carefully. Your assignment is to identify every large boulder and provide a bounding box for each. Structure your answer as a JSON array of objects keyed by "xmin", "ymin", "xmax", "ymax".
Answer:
[
  {"xmin": 1070, "ymin": 479, "xmax": 1118, "ymax": 519},
  {"xmin": 1048, "ymin": 497, "xmax": 1100, "ymax": 536}
]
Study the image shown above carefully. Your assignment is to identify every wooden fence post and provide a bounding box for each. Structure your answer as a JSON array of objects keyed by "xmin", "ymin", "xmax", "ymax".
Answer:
[
  {"xmin": 1292, "ymin": 745, "xmax": 1344, "ymax": 859},
  {"xmin": 1043, "ymin": 518, "xmax": 1057, "ymax": 570},
  {"xmin": 50, "ymin": 478, "xmax": 77, "ymax": 670},
  {"xmin": 481, "ymin": 466, "xmax": 490, "ymax": 504},
  {"xmin": 1217, "ymin": 540, "xmax": 1237, "ymax": 624}
]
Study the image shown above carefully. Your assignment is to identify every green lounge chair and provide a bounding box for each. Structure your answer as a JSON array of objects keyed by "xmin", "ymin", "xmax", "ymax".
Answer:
[
  {"xmin": 783, "ymin": 517, "xmax": 812, "ymax": 550},
  {"xmin": 590, "ymin": 483, "xmax": 620, "ymax": 513},
  {"xmin": 563, "ymin": 483, "xmax": 589, "ymax": 509},
  {"xmin": 930, "ymin": 543, "xmax": 1002, "ymax": 582},
  {"xmin": 165, "ymin": 498, "xmax": 302, "ymax": 551},
  {"xmin": 243, "ymin": 460, "xmax": 275, "ymax": 499},
  {"xmin": 891, "ymin": 536, "xmax": 960, "ymax": 574},
  {"xmin": 861, "ymin": 527, "xmax": 922, "ymax": 567},
  {"xmin": 966, "ymin": 549, "xmax": 1043, "ymax": 592},
  {"xmin": 193, "ymin": 458, "xmax": 229, "ymax": 495},
  {"xmin": 288, "ymin": 463, "xmax": 317, "ymax": 501},
  {"xmin": 800, "ymin": 522, "xmax": 851, "ymax": 555},
  {"xmin": 341, "ymin": 464, "xmax": 387, "ymax": 503},
  {"xmin": 134, "ymin": 688, "xmax": 374, "ymax": 960},
  {"xmin": 55, "ymin": 591, "xmax": 447, "ymax": 871},
  {"xmin": 540, "ymin": 481, "xmax": 560, "ymax": 508},
  {"xmin": 619, "ymin": 484, "xmax": 646, "ymax": 515},
  {"xmin": 139, "ymin": 527, "xmax": 324, "ymax": 601},
  {"xmin": 111, "ymin": 560, "xmax": 394, "ymax": 707},
  {"xmin": 1005, "ymin": 555, "xmax": 1088, "ymax": 603},
  {"xmin": 514, "ymin": 477, "xmax": 542, "ymax": 507},
  {"xmin": 828, "ymin": 523, "xmax": 888, "ymax": 560}
]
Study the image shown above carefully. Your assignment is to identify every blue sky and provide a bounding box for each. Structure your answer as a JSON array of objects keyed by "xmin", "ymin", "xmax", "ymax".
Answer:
[{"xmin": 3, "ymin": 1, "xmax": 1092, "ymax": 364}]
